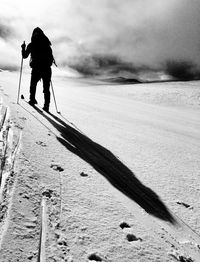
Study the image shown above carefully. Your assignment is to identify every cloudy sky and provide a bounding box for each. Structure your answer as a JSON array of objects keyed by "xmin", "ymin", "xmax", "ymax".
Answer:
[{"xmin": 1, "ymin": 0, "xmax": 200, "ymax": 79}]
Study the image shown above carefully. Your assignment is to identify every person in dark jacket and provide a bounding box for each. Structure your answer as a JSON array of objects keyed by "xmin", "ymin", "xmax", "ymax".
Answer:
[{"xmin": 21, "ymin": 27, "xmax": 54, "ymax": 112}]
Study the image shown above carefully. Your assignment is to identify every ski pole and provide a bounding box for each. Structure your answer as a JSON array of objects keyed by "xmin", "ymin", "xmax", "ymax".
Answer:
[
  {"xmin": 50, "ymin": 80, "xmax": 60, "ymax": 114},
  {"xmin": 17, "ymin": 55, "xmax": 23, "ymax": 104}
]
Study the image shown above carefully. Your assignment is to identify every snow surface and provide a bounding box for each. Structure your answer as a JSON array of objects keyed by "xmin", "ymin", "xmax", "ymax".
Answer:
[{"xmin": 0, "ymin": 70, "xmax": 200, "ymax": 261}]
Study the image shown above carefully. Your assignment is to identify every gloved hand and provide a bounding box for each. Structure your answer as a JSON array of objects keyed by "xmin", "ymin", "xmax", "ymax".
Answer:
[{"xmin": 21, "ymin": 41, "xmax": 26, "ymax": 49}]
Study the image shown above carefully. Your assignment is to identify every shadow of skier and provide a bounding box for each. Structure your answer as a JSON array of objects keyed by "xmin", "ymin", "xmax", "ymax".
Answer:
[{"xmin": 35, "ymin": 108, "xmax": 176, "ymax": 224}]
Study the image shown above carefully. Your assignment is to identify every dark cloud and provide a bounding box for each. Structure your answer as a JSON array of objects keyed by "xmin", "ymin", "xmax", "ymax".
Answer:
[
  {"xmin": 0, "ymin": 25, "xmax": 11, "ymax": 39},
  {"xmin": 66, "ymin": 53, "xmax": 161, "ymax": 82},
  {"xmin": 67, "ymin": 55, "xmax": 136, "ymax": 76},
  {"xmin": 0, "ymin": 21, "xmax": 20, "ymax": 71},
  {"xmin": 1, "ymin": 0, "xmax": 200, "ymax": 80},
  {"xmin": 52, "ymin": 0, "xmax": 200, "ymax": 80},
  {"xmin": 164, "ymin": 60, "xmax": 200, "ymax": 81},
  {"xmin": 0, "ymin": 18, "xmax": 15, "ymax": 39}
]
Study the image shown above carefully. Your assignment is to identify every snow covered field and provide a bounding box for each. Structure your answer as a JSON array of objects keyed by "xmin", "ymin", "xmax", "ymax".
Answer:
[{"xmin": 0, "ymin": 70, "xmax": 200, "ymax": 261}]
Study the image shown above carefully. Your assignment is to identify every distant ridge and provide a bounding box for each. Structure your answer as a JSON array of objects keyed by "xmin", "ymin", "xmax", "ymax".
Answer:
[{"xmin": 105, "ymin": 77, "xmax": 142, "ymax": 84}]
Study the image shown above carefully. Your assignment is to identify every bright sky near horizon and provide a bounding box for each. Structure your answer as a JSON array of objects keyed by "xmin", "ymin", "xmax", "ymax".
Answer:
[{"xmin": 1, "ymin": 0, "xmax": 200, "ymax": 78}]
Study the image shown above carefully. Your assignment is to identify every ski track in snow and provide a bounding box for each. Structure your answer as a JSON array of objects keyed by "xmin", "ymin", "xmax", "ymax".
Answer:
[{"xmin": 0, "ymin": 71, "xmax": 199, "ymax": 261}]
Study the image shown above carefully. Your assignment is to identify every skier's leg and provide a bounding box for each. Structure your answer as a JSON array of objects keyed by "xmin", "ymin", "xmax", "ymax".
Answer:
[
  {"xmin": 29, "ymin": 68, "xmax": 40, "ymax": 104},
  {"xmin": 42, "ymin": 67, "xmax": 52, "ymax": 111}
]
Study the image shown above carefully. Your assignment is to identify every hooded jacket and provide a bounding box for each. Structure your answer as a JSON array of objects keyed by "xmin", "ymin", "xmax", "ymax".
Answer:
[{"xmin": 22, "ymin": 27, "xmax": 54, "ymax": 68}]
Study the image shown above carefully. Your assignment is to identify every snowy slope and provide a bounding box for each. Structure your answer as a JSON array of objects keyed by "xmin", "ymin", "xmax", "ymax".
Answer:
[{"xmin": 0, "ymin": 70, "xmax": 199, "ymax": 261}]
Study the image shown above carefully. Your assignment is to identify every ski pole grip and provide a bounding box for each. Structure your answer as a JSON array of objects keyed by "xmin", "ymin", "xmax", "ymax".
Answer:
[{"xmin": 21, "ymin": 41, "xmax": 26, "ymax": 49}]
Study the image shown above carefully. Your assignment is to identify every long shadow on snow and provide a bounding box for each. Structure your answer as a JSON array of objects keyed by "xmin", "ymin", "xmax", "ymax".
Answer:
[{"xmin": 35, "ymin": 107, "xmax": 176, "ymax": 224}]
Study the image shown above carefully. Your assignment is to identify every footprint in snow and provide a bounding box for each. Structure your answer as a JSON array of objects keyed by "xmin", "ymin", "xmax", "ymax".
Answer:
[
  {"xmin": 178, "ymin": 256, "xmax": 194, "ymax": 262},
  {"xmin": 169, "ymin": 251, "xmax": 194, "ymax": 262},
  {"xmin": 19, "ymin": 116, "xmax": 27, "ymax": 121},
  {"xmin": 126, "ymin": 233, "xmax": 142, "ymax": 242},
  {"xmin": 27, "ymin": 255, "xmax": 34, "ymax": 260},
  {"xmin": 176, "ymin": 201, "xmax": 193, "ymax": 209},
  {"xmin": 50, "ymin": 164, "xmax": 64, "ymax": 172},
  {"xmin": 19, "ymin": 191, "xmax": 30, "ymax": 199},
  {"xmin": 58, "ymin": 240, "xmax": 67, "ymax": 246},
  {"xmin": 88, "ymin": 253, "xmax": 103, "ymax": 261},
  {"xmin": 57, "ymin": 237, "xmax": 68, "ymax": 247},
  {"xmin": 119, "ymin": 222, "xmax": 131, "ymax": 229},
  {"xmin": 15, "ymin": 123, "xmax": 23, "ymax": 130},
  {"xmin": 42, "ymin": 189, "xmax": 53, "ymax": 198},
  {"xmin": 36, "ymin": 141, "xmax": 47, "ymax": 147},
  {"xmin": 120, "ymin": 222, "xmax": 143, "ymax": 242},
  {"xmin": 80, "ymin": 172, "xmax": 88, "ymax": 177}
]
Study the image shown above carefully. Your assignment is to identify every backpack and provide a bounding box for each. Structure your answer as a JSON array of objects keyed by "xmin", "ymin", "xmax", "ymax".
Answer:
[{"xmin": 30, "ymin": 37, "xmax": 54, "ymax": 68}]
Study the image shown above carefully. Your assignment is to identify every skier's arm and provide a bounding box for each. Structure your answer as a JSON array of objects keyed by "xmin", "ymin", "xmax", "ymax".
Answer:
[{"xmin": 21, "ymin": 42, "xmax": 31, "ymax": 59}]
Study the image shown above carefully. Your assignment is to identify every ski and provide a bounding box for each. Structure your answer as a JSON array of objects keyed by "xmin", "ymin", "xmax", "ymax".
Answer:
[{"xmin": 20, "ymin": 95, "xmax": 49, "ymax": 114}]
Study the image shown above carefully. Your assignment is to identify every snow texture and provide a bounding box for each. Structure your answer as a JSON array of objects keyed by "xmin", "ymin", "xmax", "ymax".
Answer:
[{"xmin": 0, "ymin": 70, "xmax": 199, "ymax": 261}]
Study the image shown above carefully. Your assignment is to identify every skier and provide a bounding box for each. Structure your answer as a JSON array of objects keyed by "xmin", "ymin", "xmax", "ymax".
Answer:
[{"xmin": 21, "ymin": 27, "xmax": 54, "ymax": 112}]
